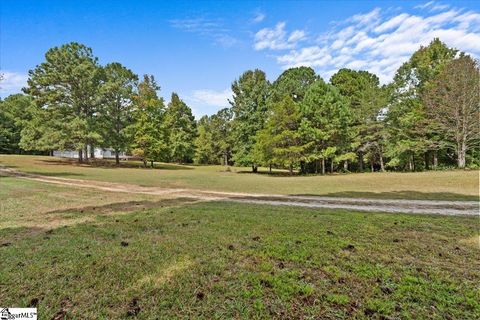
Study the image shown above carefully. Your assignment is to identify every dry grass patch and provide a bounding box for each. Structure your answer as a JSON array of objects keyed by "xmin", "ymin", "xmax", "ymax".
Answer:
[
  {"xmin": 459, "ymin": 235, "xmax": 480, "ymax": 248},
  {"xmin": 1, "ymin": 155, "xmax": 478, "ymax": 200}
]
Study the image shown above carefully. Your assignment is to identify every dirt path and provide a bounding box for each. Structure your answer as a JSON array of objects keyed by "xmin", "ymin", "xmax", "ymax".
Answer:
[{"xmin": 1, "ymin": 167, "xmax": 478, "ymax": 216}]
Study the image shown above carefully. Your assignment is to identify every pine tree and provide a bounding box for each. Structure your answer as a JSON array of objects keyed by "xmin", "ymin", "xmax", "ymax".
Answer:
[
  {"xmin": 194, "ymin": 116, "xmax": 216, "ymax": 164},
  {"xmin": 164, "ymin": 93, "xmax": 196, "ymax": 163},
  {"xmin": 0, "ymin": 94, "xmax": 34, "ymax": 153},
  {"xmin": 100, "ymin": 63, "xmax": 138, "ymax": 165},
  {"xmin": 210, "ymin": 108, "xmax": 233, "ymax": 166},
  {"xmin": 130, "ymin": 75, "xmax": 167, "ymax": 167},
  {"xmin": 300, "ymin": 81, "xmax": 351, "ymax": 174},
  {"xmin": 331, "ymin": 69, "xmax": 388, "ymax": 171},
  {"xmin": 256, "ymin": 96, "xmax": 304, "ymax": 174},
  {"xmin": 23, "ymin": 42, "xmax": 103, "ymax": 162},
  {"xmin": 230, "ymin": 69, "xmax": 269, "ymax": 172},
  {"xmin": 269, "ymin": 66, "xmax": 319, "ymax": 103}
]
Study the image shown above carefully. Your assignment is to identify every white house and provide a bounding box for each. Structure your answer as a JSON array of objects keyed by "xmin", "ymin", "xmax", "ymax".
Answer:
[
  {"xmin": 377, "ymin": 107, "xmax": 389, "ymax": 121},
  {"xmin": 53, "ymin": 146, "xmax": 127, "ymax": 159}
]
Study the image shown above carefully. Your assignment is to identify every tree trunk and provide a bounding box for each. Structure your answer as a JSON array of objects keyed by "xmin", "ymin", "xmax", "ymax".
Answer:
[
  {"xmin": 224, "ymin": 153, "xmax": 228, "ymax": 166},
  {"xmin": 458, "ymin": 140, "xmax": 466, "ymax": 168},
  {"xmin": 151, "ymin": 160, "xmax": 154, "ymax": 168},
  {"xmin": 84, "ymin": 146, "xmax": 89, "ymax": 162},
  {"xmin": 252, "ymin": 165, "xmax": 258, "ymax": 173},
  {"xmin": 115, "ymin": 150, "xmax": 120, "ymax": 166},
  {"xmin": 359, "ymin": 152, "xmax": 364, "ymax": 172},
  {"xmin": 143, "ymin": 159, "xmax": 147, "ymax": 168},
  {"xmin": 433, "ymin": 150, "xmax": 438, "ymax": 170},
  {"xmin": 370, "ymin": 160, "xmax": 374, "ymax": 172},
  {"xmin": 269, "ymin": 163, "xmax": 272, "ymax": 173},
  {"xmin": 379, "ymin": 146, "xmax": 385, "ymax": 172},
  {"xmin": 315, "ymin": 159, "xmax": 319, "ymax": 174},
  {"xmin": 289, "ymin": 164, "xmax": 293, "ymax": 175},
  {"xmin": 90, "ymin": 146, "xmax": 95, "ymax": 159},
  {"xmin": 78, "ymin": 150, "xmax": 83, "ymax": 163},
  {"xmin": 424, "ymin": 152, "xmax": 429, "ymax": 170},
  {"xmin": 321, "ymin": 158, "xmax": 325, "ymax": 175},
  {"xmin": 330, "ymin": 160, "xmax": 334, "ymax": 173},
  {"xmin": 300, "ymin": 161, "xmax": 305, "ymax": 174},
  {"xmin": 343, "ymin": 160, "xmax": 348, "ymax": 172}
]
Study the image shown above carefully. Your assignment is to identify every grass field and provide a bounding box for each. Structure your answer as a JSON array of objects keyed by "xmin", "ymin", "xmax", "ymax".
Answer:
[
  {"xmin": 0, "ymin": 176, "xmax": 479, "ymax": 319},
  {"xmin": 1, "ymin": 155, "xmax": 478, "ymax": 200}
]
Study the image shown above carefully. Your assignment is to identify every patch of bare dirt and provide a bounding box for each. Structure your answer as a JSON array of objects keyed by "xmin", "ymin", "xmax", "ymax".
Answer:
[{"xmin": 1, "ymin": 166, "xmax": 478, "ymax": 216}]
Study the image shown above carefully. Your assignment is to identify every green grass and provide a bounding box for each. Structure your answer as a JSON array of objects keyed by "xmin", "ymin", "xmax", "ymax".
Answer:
[
  {"xmin": 0, "ymin": 177, "xmax": 478, "ymax": 319},
  {"xmin": 1, "ymin": 155, "xmax": 479, "ymax": 200}
]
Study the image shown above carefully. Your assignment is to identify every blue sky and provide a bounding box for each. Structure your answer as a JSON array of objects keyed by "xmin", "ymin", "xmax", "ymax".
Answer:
[{"xmin": 2, "ymin": 0, "xmax": 479, "ymax": 117}]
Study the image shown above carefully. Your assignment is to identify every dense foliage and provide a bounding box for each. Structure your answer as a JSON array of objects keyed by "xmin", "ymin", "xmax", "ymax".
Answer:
[{"xmin": 1, "ymin": 38, "xmax": 478, "ymax": 171}]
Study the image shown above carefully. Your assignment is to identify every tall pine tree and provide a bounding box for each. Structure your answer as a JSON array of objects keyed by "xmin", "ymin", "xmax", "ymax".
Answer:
[
  {"xmin": 230, "ymin": 69, "xmax": 269, "ymax": 172},
  {"xmin": 130, "ymin": 75, "xmax": 167, "ymax": 167},
  {"xmin": 24, "ymin": 42, "xmax": 103, "ymax": 162},
  {"xmin": 100, "ymin": 62, "xmax": 138, "ymax": 165},
  {"xmin": 164, "ymin": 93, "xmax": 196, "ymax": 163},
  {"xmin": 300, "ymin": 81, "xmax": 351, "ymax": 174},
  {"xmin": 256, "ymin": 96, "xmax": 305, "ymax": 174}
]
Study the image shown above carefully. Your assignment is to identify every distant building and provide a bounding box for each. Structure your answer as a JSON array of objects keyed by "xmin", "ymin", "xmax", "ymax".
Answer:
[
  {"xmin": 53, "ymin": 146, "xmax": 128, "ymax": 159},
  {"xmin": 376, "ymin": 107, "xmax": 389, "ymax": 121}
]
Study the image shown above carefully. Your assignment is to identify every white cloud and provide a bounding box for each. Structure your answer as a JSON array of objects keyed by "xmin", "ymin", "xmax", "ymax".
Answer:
[
  {"xmin": 415, "ymin": 1, "xmax": 435, "ymax": 9},
  {"xmin": 0, "ymin": 71, "xmax": 28, "ymax": 97},
  {"xmin": 277, "ymin": 46, "xmax": 331, "ymax": 68},
  {"xmin": 254, "ymin": 22, "xmax": 306, "ymax": 50},
  {"xmin": 431, "ymin": 4, "xmax": 450, "ymax": 11},
  {"xmin": 257, "ymin": 5, "xmax": 480, "ymax": 84},
  {"xmin": 252, "ymin": 12, "xmax": 266, "ymax": 23},
  {"xmin": 215, "ymin": 34, "xmax": 238, "ymax": 48},
  {"xmin": 374, "ymin": 13, "xmax": 410, "ymax": 33},
  {"xmin": 191, "ymin": 88, "xmax": 232, "ymax": 107},
  {"xmin": 169, "ymin": 17, "xmax": 238, "ymax": 47},
  {"xmin": 349, "ymin": 7, "xmax": 381, "ymax": 27},
  {"xmin": 415, "ymin": 1, "xmax": 450, "ymax": 12},
  {"xmin": 288, "ymin": 30, "xmax": 306, "ymax": 43}
]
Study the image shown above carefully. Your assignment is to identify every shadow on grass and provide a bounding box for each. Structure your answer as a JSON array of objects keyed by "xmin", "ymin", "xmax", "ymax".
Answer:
[
  {"xmin": 0, "ymin": 226, "xmax": 45, "ymax": 245},
  {"xmin": 236, "ymin": 170, "xmax": 295, "ymax": 177},
  {"xmin": 0, "ymin": 198, "xmax": 200, "ymax": 244},
  {"xmin": 292, "ymin": 191, "xmax": 479, "ymax": 201},
  {"xmin": 26, "ymin": 171, "xmax": 85, "ymax": 177},
  {"xmin": 45, "ymin": 197, "xmax": 199, "ymax": 215},
  {"xmin": 0, "ymin": 163, "xmax": 19, "ymax": 169},
  {"xmin": 39, "ymin": 158, "xmax": 193, "ymax": 170}
]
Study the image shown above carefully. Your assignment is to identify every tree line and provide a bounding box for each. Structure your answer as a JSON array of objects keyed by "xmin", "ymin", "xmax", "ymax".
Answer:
[{"xmin": 1, "ymin": 39, "xmax": 479, "ymax": 173}]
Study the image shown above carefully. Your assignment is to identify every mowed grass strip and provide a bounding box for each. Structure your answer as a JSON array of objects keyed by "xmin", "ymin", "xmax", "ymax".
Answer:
[
  {"xmin": 0, "ymin": 178, "xmax": 478, "ymax": 319},
  {"xmin": 0, "ymin": 176, "xmax": 194, "ymax": 230},
  {"xmin": 1, "ymin": 155, "xmax": 479, "ymax": 200}
]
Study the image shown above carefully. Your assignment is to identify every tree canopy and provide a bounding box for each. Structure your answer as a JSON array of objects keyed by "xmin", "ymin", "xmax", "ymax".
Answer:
[
  {"xmin": 24, "ymin": 42, "xmax": 103, "ymax": 161},
  {"xmin": 130, "ymin": 75, "xmax": 167, "ymax": 167},
  {"xmin": 164, "ymin": 93, "xmax": 196, "ymax": 163},
  {"xmin": 4, "ymin": 38, "xmax": 479, "ymax": 172},
  {"xmin": 101, "ymin": 62, "xmax": 138, "ymax": 164},
  {"xmin": 230, "ymin": 69, "xmax": 269, "ymax": 171}
]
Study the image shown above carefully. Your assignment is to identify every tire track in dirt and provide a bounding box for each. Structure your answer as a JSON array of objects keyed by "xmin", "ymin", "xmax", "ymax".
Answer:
[{"xmin": 1, "ymin": 167, "xmax": 478, "ymax": 216}]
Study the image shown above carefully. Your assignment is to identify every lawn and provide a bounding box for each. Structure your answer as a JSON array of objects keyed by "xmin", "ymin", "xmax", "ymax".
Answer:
[
  {"xmin": 1, "ymin": 155, "xmax": 478, "ymax": 201},
  {"xmin": 0, "ymin": 176, "xmax": 479, "ymax": 319}
]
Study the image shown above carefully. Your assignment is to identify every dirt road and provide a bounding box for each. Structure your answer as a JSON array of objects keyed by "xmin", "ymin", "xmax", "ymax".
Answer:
[{"xmin": 1, "ymin": 167, "xmax": 478, "ymax": 216}]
